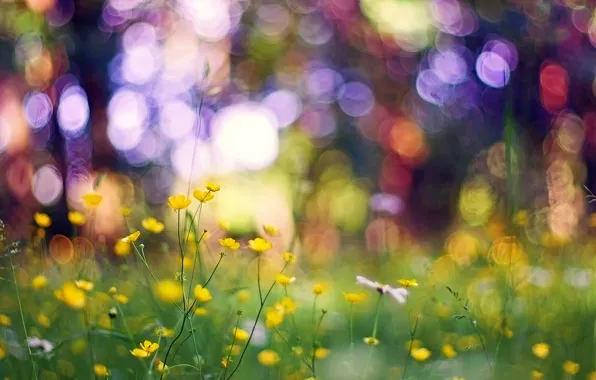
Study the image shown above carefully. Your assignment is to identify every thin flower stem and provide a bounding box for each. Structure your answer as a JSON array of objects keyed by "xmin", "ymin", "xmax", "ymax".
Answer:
[
  {"xmin": 402, "ymin": 311, "xmax": 419, "ymax": 380},
  {"xmin": 83, "ymin": 310, "xmax": 98, "ymax": 380},
  {"xmin": 9, "ymin": 257, "xmax": 38, "ymax": 380},
  {"xmin": 116, "ymin": 304, "xmax": 149, "ymax": 372},
  {"xmin": 272, "ymin": 327, "xmax": 313, "ymax": 371},
  {"xmin": 257, "ymin": 255, "xmax": 263, "ymax": 304},
  {"xmin": 311, "ymin": 310, "xmax": 326, "ymax": 376},
  {"xmin": 310, "ymin": 296, "xmax": 318, "ymax": 375},
  {"xmin": 348, "ymin": 303, "xmax": 354, "ymax": 354},
  {"xmin": 362, "ymin": 294, "xmax": 383, "ymax": 380},
  {"xmin": 147, "ymin": 336, "xmax": 162, "ymax": 375},
  {"xmin": 177, "ymin": 212, "xmax": 187, "ymax": 314},
  {"xmin": 220, "ymin": 313, "xmax": 241, "ymax": 380}
]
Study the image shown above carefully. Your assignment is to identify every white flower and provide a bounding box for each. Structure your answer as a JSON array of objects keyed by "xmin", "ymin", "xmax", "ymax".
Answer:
[
  {"xmin": 27, "ymin": 337, "xmax": 54, "ymax": 353},
  {"xmin": 356, "ymin": 275, "xmax": 408, "ymax": 303}
]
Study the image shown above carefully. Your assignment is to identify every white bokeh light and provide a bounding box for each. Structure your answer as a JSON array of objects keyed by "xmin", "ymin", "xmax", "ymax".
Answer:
[
  {"xmin": 122, "ymin": 45, "xmax": 159, "ymax": 85},
  {"xmin": 211, "ymin": 103, "xmax": 279, "ymax": 171},
  {"xmin": 159, "ymin": 100, "xmax": 196, "ymax": 140},
  {"xmin": 107, "ymin": 123, "xmax": 144, "ymax": 151},
  {"xmin": 262, "ymin": 90, "xmax": 302, "ymax": 128},
  {"xmin": 32, "ymin": 165, "xmax": 63, "ymax": 205},
  {"xmin": 180, "ymin": 0, "xmax": 232, "ymax": 41},
  {"xmin": 57, "ymin": 86, "xmax": 89, "ymax": 137},
  {"xmin": 107, "ymin": 88, "xmax": 149, "ymax": 130}
]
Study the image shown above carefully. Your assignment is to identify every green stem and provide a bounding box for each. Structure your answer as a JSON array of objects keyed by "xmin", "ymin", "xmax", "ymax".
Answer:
[
  {"xmin": 349, "ymin": 303, "xmax": 354, "ymax": 354},
  {"xmin": 402, "ymin": 312, "xmax": 419, "ymax": 380},
  {"xmin": 362, "ymin": 294, "xmax": 383, "ymax": 380},
  {"xmin": 257, "ymin": 255, "xmax": 263, "ymax": 304}
]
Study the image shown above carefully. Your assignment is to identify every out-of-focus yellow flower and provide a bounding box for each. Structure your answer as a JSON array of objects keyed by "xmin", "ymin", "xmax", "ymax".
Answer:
[
  {"xmin": 195, "ymin": 307, "xmax": 208, "ymax": 316},
  {"xmin": 442, "ymin": 344, "xmax": 457, "ymax": 358},
  {"xmin": 225, "ymin": 344, "xmax": 242, "ymax": 356},
  {"xmin": 232, "ymin": 328, "xmax": 250, "ymax": 342},
  {"xmin": 194, "ymin": 285, "xmax": 213, "ymax": 302},
  {"xmin": 265, "ymin": 308, "xmax": 284, "ymax": 328},
  {"xmin": 155, "ymin": 280, "xmax": 183, "ymax": 303},
  {"xmin": 155, "ymin": 327, "xmax": 174, "ymax": 338},
  {"xmin": 343, "ymin": 292, "xmax": 366, "ymax": 304},
  {"xmin": 139, "ymin": 340, "xmax": 159, "ymax": 353},
  {"xmin": 312, "ymin": 283, "xmax": 325, "ymax": 295},
  {"xmin": 130, "ymin": 348, "xmax": 151, "ymax": 358},
  {"xmin": 114, "ymin": 240, "xmax": 131, "ymax": 256},
  {"xmin": 411, "ymin": 347, "xmax": 431, "ymax": 361},
  {"xmin": 532, "ymin": 343, "xmax": 550, "ymax": 359},
  {"xmin": 363, "ymin": 337, "xmax": 379, "ymax": 345},
  {"xmin": 263, "ymin": 224, "xmax": 280, "ymax": 237},
  {"xmin": 221, "ymin": 357, "xmax": 231, "ymax": 367},
  {"xmin": 108, "ymin": 287, "xmax": 117, "ymax": 295},
  {"xmin": 397, "ymin": 279, "xmax": 418, "ymax": 288},
  {"xmin": 283, "ymin": 252, "xmax": 296, "ymax": 264},
  {"xmin": 291, "ymin": 346, "xmax": 303, "ymax": 356},
  {"xmin": 56, "ymin": 282, "xmax": 86, "ymax": 309},
  {"xmin": 257, "ymin": 350, "xmax": 280, "ymax": 366},
  {"xmin": 248, "ymin": 238, "xmax": 272, "ymax": 253},
  {"xmin": 93, "ymin": 364, "xmax": 109, "ymax": 377},
  {"xmin": 121, "ymin": 207, "xmax": 132, "ymax": 217},
  {"xmin": 114, "ymin": 294, "xmax": 129, "ymax": 304},
  {"xmin": 34, "ymin": 212, "xmax": 51, "ymax": 228},
  {"xmin": 193, "ymin": 190, "xmax": 214, "ymax": 203},
  {"xmin": 452, "ymin": 377, "xmax": 465, "ymax": 380},
  {"xmin": 68, "ymin": 211, "xmax": 86, "ymax": 226},
  {"xmin": 531, "ymin": 370, "xmax": 543, "ymax": 380},
  {"xmin": 32, "ymin": 275, "xmax": 48, "ymax": 290},
  {"xmin": 0, "ymin": 314, "xmax": 11, "ymax": 327},
  {"xmin": 275, "ymin": 297, "xmax": 297, "ymax": 314},
  {"xmin": 314, "ymin": 348, "xmax": 330, "ymax": 360},
  {"xmin": 513, "ymin": 210, "xmax": 528, "ymax": 226},
  {"xmin": 275, "ymin": 274, "xmax": 296, "ymax": 286},
  {"xmin": 219, "ymin": 238, "xmax": 240, "ymax": 250},
  {"xmin": 563, "ymin": 360, "xmax": 580, "ymax": 375},
  {"xmin": 122, "ymin": 231, "xmax": 141, "ymax": 243},
  {"xmin": 156, "ymin": 360, "xmax": 168, "ymax": 373},
  {"xmin": 168, "ymin": 195, "xmax": 192, "ymax": 210},
  {"xmin": 82, "ymin": 193, "xmax": 103, "ymax": 208},
  {"xmin": 37, "ymin": 314, "xmax": 50, "ymax": 328},
  {"xmin": 206, "ymin": 182, "xmax": 220, "ymax": 192},
  {"xmin": 237, "ymin": 290, "xmax": 250, "ymax": 303},
  {"xmin": 218, "ymin": 220, "xmax": 231, "ymax": 231},
  {"xmin": 142, "ymin": 217, "xmax": 165, "ymax": 234},
  {"xmin": 587, "ymin": 371, "xmax": 596, "ymax": 380},
  {"xmin": 75, "ymin": 280, "xmax": 94, "ymax": 292}
]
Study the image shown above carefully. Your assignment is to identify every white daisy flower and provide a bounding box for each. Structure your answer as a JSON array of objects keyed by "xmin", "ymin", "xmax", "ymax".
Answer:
[{"xmin": 356, "ymin": 275, "xmax": 409, "ymax": 303}]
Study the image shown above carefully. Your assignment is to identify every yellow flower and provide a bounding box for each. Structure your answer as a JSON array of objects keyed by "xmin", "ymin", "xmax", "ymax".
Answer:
[
  {"xmin": 531, "ymin": 370, "xmax": 544, "ymax": 380},
  {"xmin": 155, "ymin": 327, "xmax": 174, "ymax": 338},
  {"xmin": 291, "ymin": 346, "xmax": 303, "ymax": 356},
  {"xmin": 122, "ymin": 231, "xmax": 141, "ymax": 243},
  {"xmin": 363, "ymin": 337, "xmax": 379, "ymax": 345},
  {"xmin": 219, "ymin": 238, "xmax": 240, "ymax": 250},
  {"xmin": 257, "ymin": 350, "xmax": 280, "ymax": 366},
  {"xmin": 442, "ymin": 344, "xmax": 457, "ymax": 358},
  {"xmin": 75, "ymin": 280, "xmax": 94, "ymax": 292},
  {"xmin": 275, "ymin": 274, "xmax": 296, "ymax": 286},
  {"xmin": 411, "ymin": 347, "xmax": 431, "ymax": 361},
  {"xmin": 194, "ymin": 285, "xmax": 213, "ymax": 302},
  {"xmin": 452, "ymin": 377, "xmax": 465, "ymax": 380},
  {"xmin": 93, "ymin": 364, "xmax": 109, "ymax": 377},
  {"xmin": 58, "ymin": 282, "xmax": 86, "ymax": 309},
  {"xmin": 225, "ymin": 344, "xmax": 242, "ymax": 356},
  {"xmin": 82, "ymin": 193, "xmax": 103, "ymax": 208},
  {"xmin": 532, "ymin": 343, "xmax": 550, "ymax": 359},
  {"xmin": 221, "ymin": 357, "xmax": 232, "ymax": 367},
  {"xmin": 218, "ymin": 220, "xmax": 231, "ymax": 231},
  {"xmin": 248, "ymin": 237, "xmax": 272, "ymax": 253},
  {"xmin": 0, "ymin": 315, "xmax": 11, "ymax": 327},
  {"xmin": 114, "ymin": 240, "xmax": 131, "ymax": 256},
  {"xmin": 195, "ymin": 307, "xmax": 209, "ymax": 316},
  {"xmin": 265, "ymin": 308, "xmax": 284, "ymax": 328},
  {"xmin": 514, "ymin": 210, "xmax": 528, "ymax": 226},
  {"xmin": 130, "ymin": 348, "xmax": 151, "ymax": 358},
  {"xmin": 156, "ymin": 360, "xmax": 168, "ymax": 373},
  {"xmin": 67, "ymin": 211, "xmax": 86, "ymax": 226},
  {"xmin": 108, "ymin": 287, "xmax": 117, "ymax": 295},
  {"xmin": 34, "ymin": 212, "xmax": 51, "ymax": 228},
  {"xmin": 155, "ymin": 280, "xmax": 183, "ymax": 303},
  {"xmin": 263, "ymin": 224, "xmax": 280, "ymax": 237},
  {"xmin": 312, "ymin": 283, "xmax": 325, "ymax": 295},
  {"xmin": 31, "ymin": 275, "xmax": 48, "ymax": 290},
  {"xmin": 343, "ymin": 292, "xmax": 366, "ymax": 304},
  {"xmin": 398, "ymin": 279, "xmax": 418, "ymax": 288},
  {"xmin": 563, "ymin": 360, "xmax": 580, "ymax": 375},
  {"xmin": 193, "ymin": 189, "xmax": 214, "ymax": 203},
  {"xmin": 232, "ymin": 328, "xmax": 250, "ymax": 342},
  {"xmin": 142, "ymin": 217, "xmax": 165, "ymax": 234},
  {"xmin": 206, "ymin": 182, "xmax": 221, "ymax": 192},
  {"xmin": 283, "ymin": 251, "xmax": 296, "ymax": 264},
  {"xmin": 37, "ymin": 314, "xmax": 50, "ymax": 328},
  {"xmin": 139, "ymin": 340, "xmax": 159, "ymax": 353},
  {"xmin": 121, "ymin": 207, "xmax": 132, "ymax": 217},
  {"xmin": 276, "ymin": 297, "xmax": 297, "ymax": 314},
  {"xmin": 168, "ymin": 195, "xmax": 192, "ymax": 210},
  {"xmin": 237, "ymin": 290, "xmax": 250, "ymax": 303},
  {"xmin": 114, "ymin": 294, "xmax": 129, "ymax": 304},
  {"xmin": 314, "ymin": 348, "xmax": 330, "ymax": 360}
]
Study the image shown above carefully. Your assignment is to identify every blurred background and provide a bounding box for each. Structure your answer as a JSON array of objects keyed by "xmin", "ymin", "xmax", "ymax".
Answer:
[{"xmin": 0, "ymin": 0, "xmax": 594, "ymax": 256}]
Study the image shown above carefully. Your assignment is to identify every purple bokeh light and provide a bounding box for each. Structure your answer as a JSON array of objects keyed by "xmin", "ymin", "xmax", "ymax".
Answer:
[
  {"xmin": 57, "ymin": 86, "xmax": 89, "ymax": 138},
  {"xmin": 475, "ymin": 51, "xmax": 510, "ymax": 88},
  {"xmin": 23, "ymin": 91, "xmax": 53, "ymax": 130},
  {"xmin": 337, "ymin": 82, "xmax": 375, "ymax": 117}
]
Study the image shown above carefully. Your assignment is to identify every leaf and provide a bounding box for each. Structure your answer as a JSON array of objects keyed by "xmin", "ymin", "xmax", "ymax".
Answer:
[{"xmin": 453, "ymin": 314, "xmax": 467, "ymax": 320}]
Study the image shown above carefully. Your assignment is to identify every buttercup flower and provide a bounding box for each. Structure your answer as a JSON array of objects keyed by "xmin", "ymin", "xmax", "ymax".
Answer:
[
  {"xmin": 139, "ymin": 340, "xmax": 159, "ymax": 353},
  {"xmin": 130, "ymin": 348, "xmax": 151, "ymax": 358},
  {"xmin": 283, "ymin": 251, "xmax": 296, "ymax": 264},
  {"xmin": 275, "ymin": 274, "xmax": 296, "ymax": 286},
  {"xmin": 0, "ymin": 314, "xmax": 11, "ymax": 327},
  {"xmin": 398, "ymin": 279, "xmax": 418, "ymax": 288},
  {"xmin": 275, "ymin": 297, "xmax": 297, "ymax": 314},
  {"xmin": 156, "ymin": 360, "xmax": 168, "ymax": 373},
  {"xmin": 248, "ymin": 237, "xmax": 272, "ymax": 253},
  {"xmin": 155, "ymin": 327, "xmax": 174, "ymax": 338},
  {"xmin": 121, "ymin": 207, "xmax": 132, "ymax": 217},
  {"xmin": 263, "ymin": 224, "xmax": 280, "ymax": 237},
  {"xmin": 37, "ymin": 314, "xmax": 50, "ymax": 328},
  {"xmin": 265, "ymin": 308, "xmax": 284, "ymax": 328},
  {"xmin": 56, "ymin": 282, "xmax": 86, "ymax": 309},
  {"xmin": 122, "ymin": 231, "xmax": 141, "ymax": 243},
  {"xmin": 31, "ymin": 275, "xmax": 48, "ymax": 290},
  {"xmin": 219, "ymin": 238, "xmax": 240, "ymax": 250},
  {"xmin": 312, "ymin": 283, "xmax": 325, "ymax": 295},
  {"xmin": 411, "ymin": 347, "xmax": 431, "ymax": 361},
  {"xmin": 206, "ymin": 182, "xmax": 221, "ymax": 192},
  {"xmin": 531, "ymin": 370, "xmax": 543, "ymax": 380},
  {"xmin": 155, "ymin": 280, "xmax": 183, "ymax": 303},
  {"xmin": 193, "ymin": 189, "xmax": 214, "ymax": 203},
  {"xmin": 237, "ymin": 290, "xmax": 250, "ymax": 303},
  {"xmin": 82, "ymin": 193, "xmax": 103, "ymax": 208},
  {"xmin": 363, "ymin": 337, "xmax": 379, "ymax": 345},
  {"xmin": 68, "ymin": 211, "xmax": 86, "ymax": 226},
  {"xmin": 34, "ymin": 212, "xmax": 51, "ymax": 228},
  {"xmin": 563, "ymin": 360, "xmax": 580, "ymax": 375},
  {"xmin": 343, "ymin": 292, "xmax": 366, "ymax": 304},
  {"xmin": 194, "ymin": 285, "xmax": 213, "ymax": 302},
  {"xmin": 195, "ymin": 307, "xmax": 209, "ymax": 316},
  {"xmin": 114, "ymin": 240, "xmax": 131, "ymax": 256},
  {"xmin": 443, "ymin": 344, "xmax": 457, "ymax": 358},
  {"xmin": 232, "ymin": 328, "xmax": 250, "ymax": 342},
  {"xmin": 75, "ymin": 280, "xmax": 94, "ymax": 292},
  {"xmin": 114, "ymin": 294, "xmax": 129, "ymax": 304},
  {"xmin": 356, "ymin": 275, "xmax": 408, "ymax": 303},
  {"xmin": 532, "ymin": 343, "xmax": 550, "ymax": 359},
  {"xmin": 218, "ymin": 220, "xmax": 231, "ymax": 231},
  {"xmin": 168, "ymin": 195, "xmax": 192, "ymax": 210},
  {"xmin": 93, "ymin": 364, "xmax": 109, "ymax": 377},
  {"xmin": 142, "ymin": 217, "xmax": 165, "ymax": 234},
  {"xmin": 314, "ymin": 348, "xmax": 330, "ymax": 360},
  {"xmin": 257, "ymin": 349, "xmax": 280, "ymax": 366}
]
